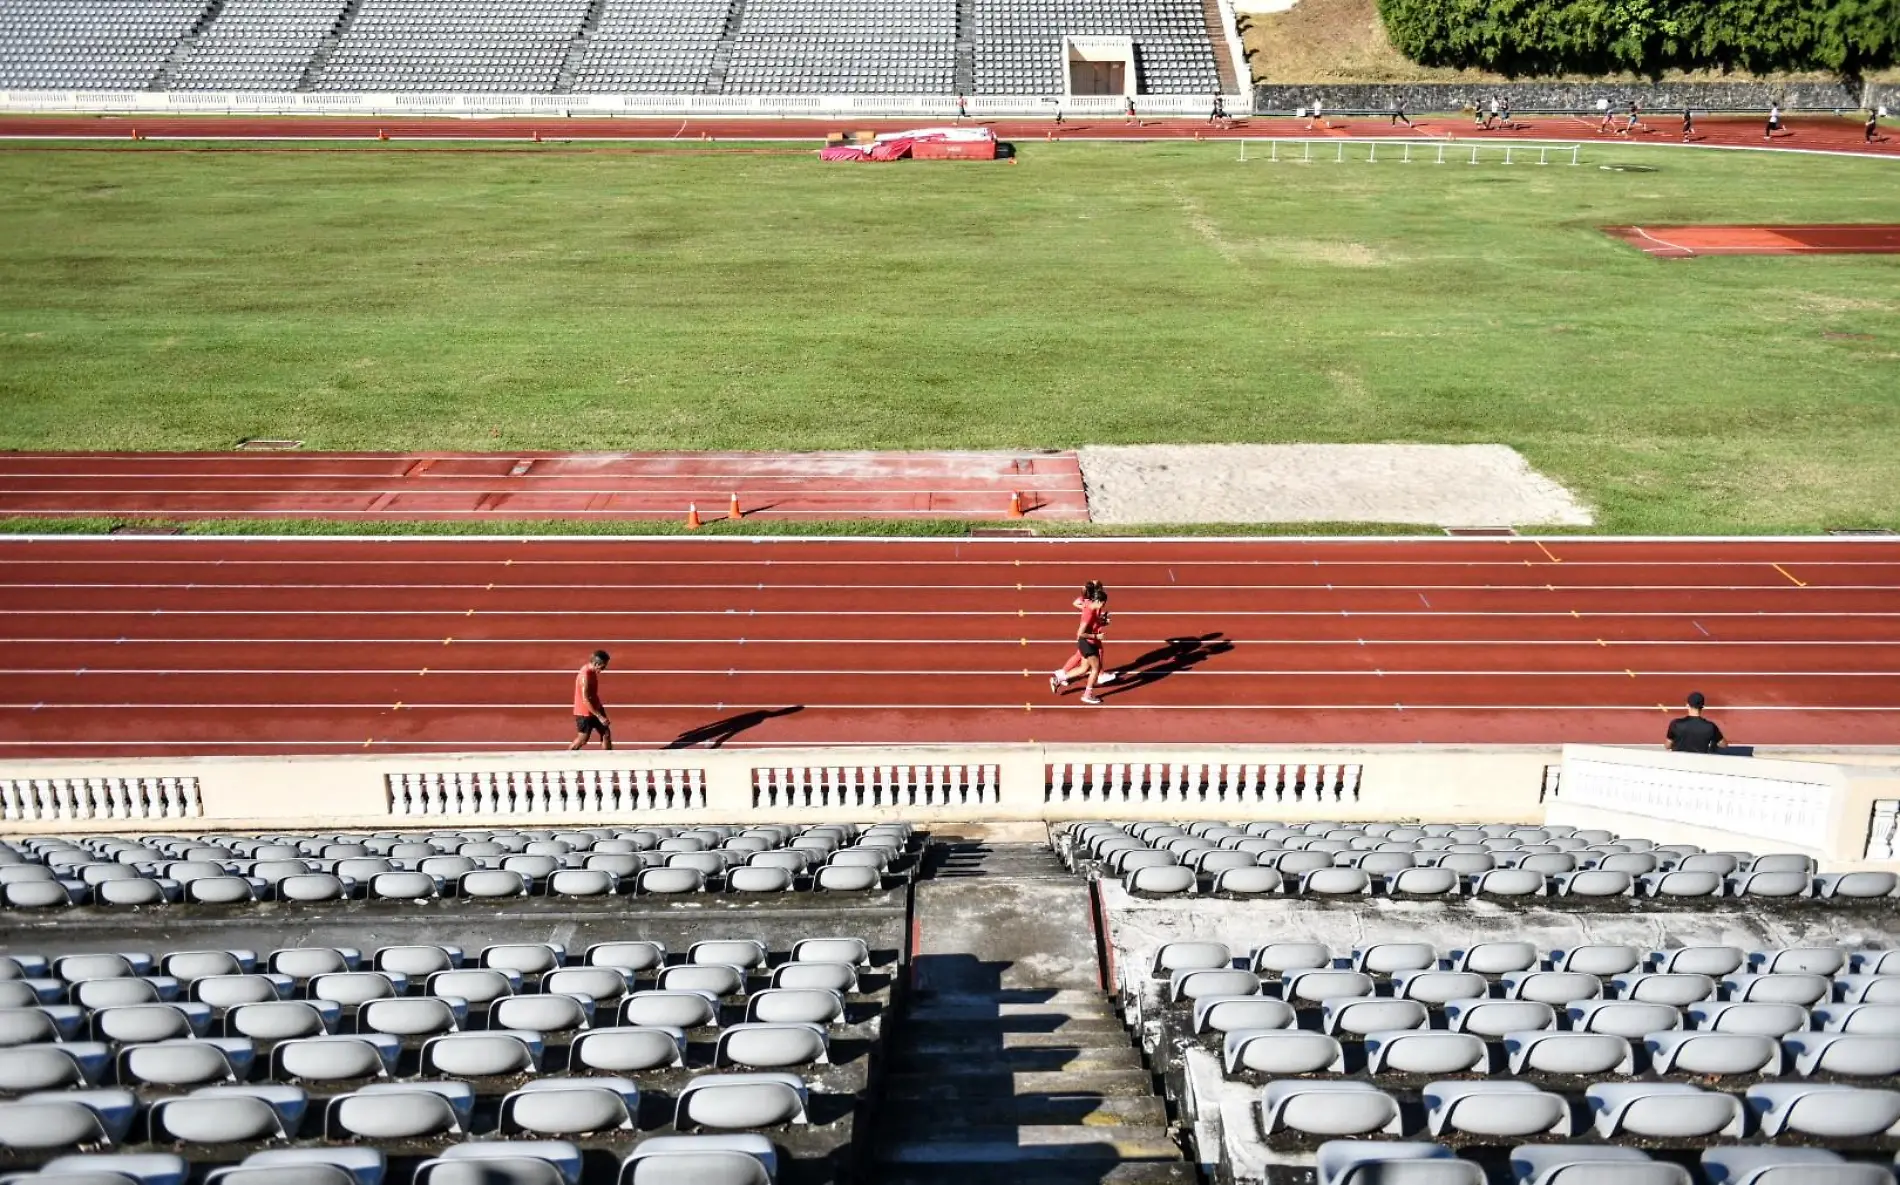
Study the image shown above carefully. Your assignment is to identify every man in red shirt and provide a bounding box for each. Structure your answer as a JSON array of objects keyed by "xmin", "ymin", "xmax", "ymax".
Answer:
[{"xmin": 568, "ymin": 650, "xmax": 612, "ymax": 750}]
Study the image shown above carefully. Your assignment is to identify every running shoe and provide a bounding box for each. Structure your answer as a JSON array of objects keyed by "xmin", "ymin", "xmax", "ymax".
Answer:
[
  {"xmin": 1049, "ymin": 674, "xmax": 1064, "ymax": 693},
  {"xmin": 1097, "ymin": 671, "xmax": 1117, "ymax": 684},
  {"xmin": 1081, "ymin": 695, "xmax": 1103, "ymax": 705}
]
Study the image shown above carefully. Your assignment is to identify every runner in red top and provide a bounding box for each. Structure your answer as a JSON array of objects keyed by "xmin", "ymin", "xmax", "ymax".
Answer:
[
  {"xmin": 1050, "ymin": 581, "xmax": 1115, "ymax": 705},
  {"xmin": 568, "ymin": 649, "xmax": 613, "ymax": 750}
]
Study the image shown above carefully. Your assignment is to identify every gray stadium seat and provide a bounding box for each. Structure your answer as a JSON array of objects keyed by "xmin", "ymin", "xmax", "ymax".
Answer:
[
  {"xmin": 1364, "ymin": 1030, "xmax": 1487, "ymax": 1075},
  {"xmin": 621, "ymin": 991, "xmax": 718, "ymax": 1030},
  {"xmin": 1551, "ymin": 945, "xmax": 1642, "ymax": 976},
  {"xmin": 1251, "ymin": 942, "xmax": 1330, "ymax": 975},
  {"xmin": 1316, "ymin": 1141, "xmax": 1482, "ymax": 1185},
  {"xmin": 1689, "ymin": 1001, "xmax": 1809, "ymax": 1036},
  {"xmin": 1259, "ymin": 1080, "xmax": 1401, "ymax": 1136},
  {"xmin": 1223, "ymin": 1030, "xmax": 1345, "ymax": 1075},
  {"xmin": 1511, "ymin": 1145, "xmax": 1690, "ymax": 1185},
  {"xmin": 619, "ymin": 1134, "xmax": 776, "ymax": 1185},
  {"xmin": 1282, "ymin": 970, "xmax": 1374, "ymax": 1004},
  {"xmin": 1786, "ymin": 1032, "xmax": 1900, "ymax": 1076},
  {"xmin": 1504, "ymin": 1031, "xmax": 1634, "ymax": 1076},
  {"xmin": 675, "ymin": 1072, "xmax": 808, "ymax": 1130},
  {"xmin": 1192, "ymin": 996, "xmax": 1295, "ymax": 1034},
  {"xmin": 1586, "ymin": 1082, "xmax": 1742, "ymax": 1138},
  {"xmin": 1169, "ymin": 969, "xmax": 1260, "ymax": 1002},
  {"xmin": 745, "ymin": 988, "xmax": 844, "ymax": 1026},
  {"xmin": 1151, "ymin": 942, "xmax": 1231, "ymax": 977},
  {"xmin": 499, "ymin": 1078, "xmax": 638, "ymax": 1136},
  {"xmin": 571, "ymin": 1027, "xmax": 687, "ymax": 1072},
  {"xmin": 1451, "ymin": 942, "xmax": 1537, "ymax": 974},
  {"xmin": 1423, "ymin": 1080, "xmax": 1568, "ymax": 1137},
  {"xmin": 148, "ymin": 1084, "xmax": 304, "ymax": 1144},
  {"xmin": 1568, "ymin": 1001, "xmax": 1682, "ymax": 1038},
  {"xmin": 414, "ymin": 1140, "xmax": 581, "ymax": 1185},
  {"xmin": 119, "ymin": 1038, "xmax": 254, "ymax": 1087},
  {"xmin": 587, "ymin": 942, "xmax": 665, "ymax": 974},
  {"xmin": 1643, "ymin": 1031, "xmax": 1778, "ymax": 1075},
  {"xmin": 325, "ymin": 1081, "xmax": 474, "ymax": 1139},
  {"xmin": 1500, "ymin": 971, "xmax": 1600, "ymax": 1005},
  {"xmin": 1392, "ymin": 971, "xmax": 1486, "ymax": 1005},
  {"xmin": 271, "ymin": 1034, "xmax": 399, "ymax": 1082},
  {"xmin": 1700, "ymin": 1147, "xmax": 1893, "ymax": 1185},
  {"xmin": 1815, "ymin": 1003, "xmax": 1900, "ymax": 1034},
  {"xmin": 1445, "ymin": 999, "xmax": 1555, "ymax": 1037},
  {"xmin": 0, "ymin": 1043, "xmax": 109, "ymax": 1093},
  {"xmin": 714, "ymin": 1023, "xmax": 829, "ymax": 1069},
  {"xmin": 359, "ymin": 997, "xmax": 465, "ymax": 1038},
  {"xmin": 1745, "ymin": 1083, "xmax": 1900, "ymax": 1137},
  {"xmin": 1322, "ymin": 998, "xmax": 1427, "ymax": 1037},
  {"xmin": 418, "ymin": 1030, "xmax": 542, "ymax": 1077}
]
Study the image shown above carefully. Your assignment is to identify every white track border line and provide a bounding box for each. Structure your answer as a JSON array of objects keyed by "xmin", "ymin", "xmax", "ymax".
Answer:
[
  {"xmin": 3, "ymin": 581, "xmax": 1893, "ymax": 590},
  {"xmin": 4, "ymin": 533, "xmax": 1896, "ymax": 544},
  {"xmin": 4, "ymin": 667, "xmax": 1895, "ymax": 677},
  {"xmin": 1629, "ymin": 225, "xmax": 1697, "ymax": 257}
]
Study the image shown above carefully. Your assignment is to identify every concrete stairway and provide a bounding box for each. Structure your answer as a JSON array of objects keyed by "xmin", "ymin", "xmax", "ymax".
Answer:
[
  {"xmin": 877, "ymin": 841, "xmax": 1190, "ymax": 1185},
  {"xmin": 1199, "ymin": 0, "xmax": 1240, "ymax": 94}
]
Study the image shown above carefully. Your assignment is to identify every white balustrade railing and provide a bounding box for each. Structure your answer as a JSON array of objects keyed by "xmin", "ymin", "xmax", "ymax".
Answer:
[
  {"xmin": 1045, "ymin": 761, "xmax": 1360, "ymax": 806},
  {"xmin": 0, "ymin": 777, "xmax": 201, "ymax": 821},
  {"xmin": 386, "ymin": 768, "xmax": 704, "ymax": 817},
  {"xmin": 753, "ymin": 764, "xmax": 1000, "ymax": 810},
  {"xmin": 1868, "ymin": 800, "xmax": 1899, "ymax": 861}
]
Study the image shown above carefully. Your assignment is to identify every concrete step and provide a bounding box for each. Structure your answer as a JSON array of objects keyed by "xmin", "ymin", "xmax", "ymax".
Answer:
[
  {"xmin": 894, "ymin": 1045, "xmax": 1145, "ymax": 1073},
  {"xmin": 906, "ymin": 1015, "xmax": 1128, "ymax": 1038},
  {"xmin": 878, "ymin": 1165, "xmax": 1197, "ymax": 1185},
  {"xmin": 878, "ymin": 1124, "xmax": 1183, "ymax": 1163},
  {"xmin": 886, "ymin": 1069, "xmax": 1158, "ymax": 1100},
  {"xmin": 911, "ymin": 994, "xmax": 1120, "ymax": 1020},
  {"xmin": 907, "ymin": 1029, "xmax": 1140, "ymax": 1052},
  {"xmin": 884, "ymin": 1093, "xmax": 1168, "ymax": 1128}
]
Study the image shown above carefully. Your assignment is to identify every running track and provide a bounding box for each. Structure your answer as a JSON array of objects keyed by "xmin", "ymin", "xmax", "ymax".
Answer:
[
  {"xmin": 0, "ymin": 451, "xmax": 1087, "ymax": 521},
  {"xmin": 1, "ymin": 114, "xmax": 1897, "ymax": 158},
  {"xmin": 2, "ymin": 535, "xmax": 1897, "ymax": 757}
]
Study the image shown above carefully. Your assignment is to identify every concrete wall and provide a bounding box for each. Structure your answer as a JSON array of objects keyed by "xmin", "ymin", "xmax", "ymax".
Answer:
[{"xmin": 1252, "ymin": 79, "xmax": 1872, "ymax": 114}]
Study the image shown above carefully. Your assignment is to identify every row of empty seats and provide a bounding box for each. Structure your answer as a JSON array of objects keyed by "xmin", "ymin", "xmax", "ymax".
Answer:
[
  {"xmin": 1, "ymin": 823, "xmax": 909, "ymax": 907},
  {"xmin": 1064, "ymin": 820, "xmax": 1896, "ymax": 899},
  {"xmin": 1307, "ymin": 1140, "xmax": 1900, "ymax": 1185}
]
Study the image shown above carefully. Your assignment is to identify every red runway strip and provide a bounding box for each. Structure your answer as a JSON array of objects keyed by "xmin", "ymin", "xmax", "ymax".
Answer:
[
  {"xmin": 1603, "ymin": 223, "xmax": 1900, "ymax": 258},
  {"xmin": 0, "ymin": 451, "xmax": 1085, "ymax": 521},
  {"xmin": 1, "ymin": 535, "xmax": 1898, "ymax": 755},
  {"xmin": 1, "ymin": 113, "xmax": 1897, "ymax": 157}
]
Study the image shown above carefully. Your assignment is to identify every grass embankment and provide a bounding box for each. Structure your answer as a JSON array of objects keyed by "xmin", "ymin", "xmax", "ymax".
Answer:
[{"xmin": 1, "ymin": 141, "xmax": 1898, "ymax": 534}]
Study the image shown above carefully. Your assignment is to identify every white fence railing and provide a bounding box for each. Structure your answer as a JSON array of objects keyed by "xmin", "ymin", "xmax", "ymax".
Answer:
[
  {"xmin": 0, "ymin": 90, "xmax": 1249, "ymax": 120},
  {"xmin": 1, "ymin": 776, "xmax": 202, "ymax": 822},
  {"xmin": 1237, "ymin": 137, "xmax": 1583, "ymax": 166}
]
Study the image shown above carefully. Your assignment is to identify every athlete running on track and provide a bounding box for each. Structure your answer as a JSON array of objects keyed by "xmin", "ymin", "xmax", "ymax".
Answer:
[{"xmin": 1050, "ymin": 582, "xmax": 1114, "ymax": 705}]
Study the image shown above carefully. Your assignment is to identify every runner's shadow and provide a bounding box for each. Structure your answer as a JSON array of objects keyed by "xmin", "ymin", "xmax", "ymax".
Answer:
[
  {"xmin": 666, "ymin": 705, "xmax": 804, "ymax": 749},
  {"xmin": 1104, "ymin": 632, "xmax": 1232, "ymax": 697}
]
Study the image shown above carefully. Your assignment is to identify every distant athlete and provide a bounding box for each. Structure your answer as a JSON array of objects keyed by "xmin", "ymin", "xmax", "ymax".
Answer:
[
  {"xmin": 1390, "ymin": 102, "xmax": 1413, "ymax": 128},
  {"xmin": 1597, "ymin": 101, "xmax": 1616, "ymax": 135},
  {"xmin": 569, "ymin": 649, "xmax": 613, "ymax": 750},
  {"xmin": 1868, "ymin": 109, "xmax": 1882, "ymax": 144},
  {"xmin": 1765, "ymin": 104, "xmax": 1782, "ymax": 140},
  {"xmin": 1125, "ymin": 97, "xmax": 1138, "ymax": 126},
  {"xmin": 1665, "ymin": 691, "xmax": 1727, "ymax": 754},
  {"xmin": 1621, "ymin": 99, "xmax": 1644, "ymax": 137},
  {"xmin": 1308, "ymin": 98, "xmax": 1325, "ymax": 130},
  {"xmin": 1051, "ymin": 582, "xmax": 1113, "ymax": 706},
  {"xmin": 1498, "ymin": 96, "xmax": 1513, "ymax": 129},
  {"xmin": 1680, "ymin": 108, "xmax": 1695, "ymax": 142}
]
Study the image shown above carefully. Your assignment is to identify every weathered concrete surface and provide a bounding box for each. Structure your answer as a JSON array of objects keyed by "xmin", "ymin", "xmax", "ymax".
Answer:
[{"xmin": 1253, "ymin": 80, "xmax": 1870, "ymax": 114}]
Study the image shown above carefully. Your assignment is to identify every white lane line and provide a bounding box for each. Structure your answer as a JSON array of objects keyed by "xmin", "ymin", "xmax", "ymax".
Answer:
[
  {"xmin": 4, "ymin": 556, "xmax": 1897, "ymax": 568},
  {"xmin": 4, "ymin": 667, "xmax": 1896, "ymax": 678},
  {"xmin": 2, "ymin": 581, "xmax": 1891, "ymax": 591},
  {"xmin": 1629, "ymin": 225, "xmax": 1699, "ymax": 257},
  {"xmin": 7, "ymin": 609, "xmax": 1899, "ymax": 618},
  {"xmin": 4, "ymin": 636, "xmax": 1896, "ymax": 647},
  {"xmin": 0, "ymin": 702, "xmax": 1894, "ymax": 714}
]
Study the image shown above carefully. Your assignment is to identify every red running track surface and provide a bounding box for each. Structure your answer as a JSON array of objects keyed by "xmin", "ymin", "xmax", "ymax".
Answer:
[
  {"xmin": 1, "ymin": 114, "xmax": 1897, "ymax": 157},
  {"xmin": 2, "ymin": 535, "xmax": 1898, "ymax": 757},
  {"xmin": 0, "ymin": 451, "xmax": 1085, "ymax": 521},
  {"xmin": 1602, "ymin": 223, "xmax": 1900, "ymax": 258}
]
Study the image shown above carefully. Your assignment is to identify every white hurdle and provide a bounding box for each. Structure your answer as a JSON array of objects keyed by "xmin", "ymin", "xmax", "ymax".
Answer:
[{"xmin": 1237, "ymin": 138, "xmax": 1582, "ymax": 166}]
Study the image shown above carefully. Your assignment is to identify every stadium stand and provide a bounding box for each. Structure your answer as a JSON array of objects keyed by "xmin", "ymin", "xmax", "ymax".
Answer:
[
  {"xmin": 0, "ymin": 824, "xmax": 913, "ymax": 1185},
  {"xmin": 0, "ymin": 0, "xmax": 209, "ymax": 90},
  {"xmin": 0, "ymin": 0, "xmax": 1234, "ymax": 96},
  {"xmin": 973, "ymin": 0, "xmax": 1219, "ymax": 95}
]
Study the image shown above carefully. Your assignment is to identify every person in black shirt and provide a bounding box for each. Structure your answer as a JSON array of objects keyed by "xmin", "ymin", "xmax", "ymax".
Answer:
[{"xmin": 1665, "ymin": 691, "xmax": 1726, "ymax": 754}]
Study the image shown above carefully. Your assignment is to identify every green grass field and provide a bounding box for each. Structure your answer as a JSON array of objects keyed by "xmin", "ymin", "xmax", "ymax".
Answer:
[{"xmin": 2, "ymin": 140, "xmax": 1897, "ymax": 534}]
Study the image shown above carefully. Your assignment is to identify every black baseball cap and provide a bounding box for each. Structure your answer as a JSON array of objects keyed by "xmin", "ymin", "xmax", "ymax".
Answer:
[{"xmin": 1686, "ymin": 691, "xmax": 1706, "ymax": 708}]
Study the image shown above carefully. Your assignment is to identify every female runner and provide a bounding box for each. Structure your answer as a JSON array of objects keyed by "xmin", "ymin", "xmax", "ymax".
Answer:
[{"xmin": 1051, "ymin": 581, "xmax": 1114, "ymax": 705}]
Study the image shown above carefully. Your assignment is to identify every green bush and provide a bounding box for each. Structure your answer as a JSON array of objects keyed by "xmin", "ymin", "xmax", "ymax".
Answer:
[{"xmin": 1376, "ymin": 0, "xmax": 1897, "ymax": 76}]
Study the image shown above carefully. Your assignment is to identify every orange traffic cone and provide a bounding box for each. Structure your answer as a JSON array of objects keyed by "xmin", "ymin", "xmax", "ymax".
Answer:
[
  {"xmin": 685, "ymin": 503, "xmax": 702, "ymax": 530},
  {"xmin": 728, "ymin": 493, "xmax": 742, "ymax": 520},
  {"xmin": 1007, "ymin": 492, "xmax": 1026, "ymax": 519}
]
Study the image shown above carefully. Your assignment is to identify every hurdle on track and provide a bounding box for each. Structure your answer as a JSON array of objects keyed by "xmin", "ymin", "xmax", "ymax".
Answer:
[{"xmin": 1236, "ymin": 138, "xmax": 1583, "ymax": 167}]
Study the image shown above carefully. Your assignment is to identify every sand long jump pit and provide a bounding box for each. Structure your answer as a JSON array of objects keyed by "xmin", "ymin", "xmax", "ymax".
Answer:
[{"xmin": 1079, "ymin": 444, "xmax": 1594, "ymax": 526}]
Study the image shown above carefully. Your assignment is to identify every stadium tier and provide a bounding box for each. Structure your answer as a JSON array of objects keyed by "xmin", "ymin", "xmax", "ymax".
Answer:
[{"xmin": 0, "ymin": 0, "xmax": 1236, "ymax": 96}]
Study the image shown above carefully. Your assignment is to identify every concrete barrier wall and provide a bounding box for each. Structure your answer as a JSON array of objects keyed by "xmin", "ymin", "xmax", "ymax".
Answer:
[
  {"xmin": 1252, "ymin": 80, "xmax": 1872, "ymax": 114},
  {"xmin": 1550, "ymin": 743, "xmax": 1900, "ymax": 866},
  {"xmin": 6, "ymin": 744, "xmax": 1896, "ymax": 864}
]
